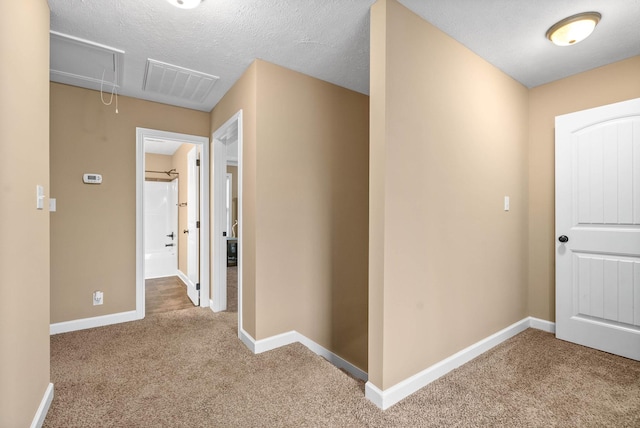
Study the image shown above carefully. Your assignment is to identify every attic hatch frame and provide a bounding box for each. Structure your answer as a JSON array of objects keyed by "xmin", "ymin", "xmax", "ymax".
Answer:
[{"xmin": 50, "ymin": 31, "xmax": 124, "ymax": 92}]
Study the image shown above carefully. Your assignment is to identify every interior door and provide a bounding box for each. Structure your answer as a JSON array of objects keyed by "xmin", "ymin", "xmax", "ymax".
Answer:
[
  {"xmin": 186, "ymin": 146, "xmax": 200, "ymax": 306},
  {"xmin": 555, "ymin": 97, "xmax": 640, "ymax": 361},
  {"xmin": 212, "ymin": 139, "xmax": 228, "ymax": 311}
]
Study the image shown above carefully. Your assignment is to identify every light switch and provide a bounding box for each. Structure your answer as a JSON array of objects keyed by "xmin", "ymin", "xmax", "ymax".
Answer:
[
  {"xmin": 49, "ymin": 198, "xmax": 57, "ymax": 212},
  {"xmin": 36, "ymin": 185, "xmax": 45, "ymax": 210},
  {"xmin": 504, "ymin": 196, "xmax": 510, "ymax": 211}
]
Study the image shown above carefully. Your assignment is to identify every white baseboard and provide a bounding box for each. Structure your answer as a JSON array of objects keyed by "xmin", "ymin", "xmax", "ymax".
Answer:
[
  {"xmin": 297, "ymin": 334, "xmax": 368, "ymax": 381},
  {"xmin": 254, "ymin": 331, "xmax": 299, "ymax": 353},
  {"xmin": 30, "ymin": 382, "xmax": 53, "ymax": 428},
  {"xmin": 239, "ymin": 328, "xmax": 257, "ymax": 353},
  {"xmin": 529, "ymin": 316, "xmax": 556, "ymax": 333},
  {"xmin": 238, "ymin": 329, "xmax": 367, "ymax": 381},
  {"xmin": 176, "ymin": 270, "xmax": 190, "ymax": 288},
  {"xmin": 50, "ymin": 310, "xmax": 140, "ymax": 335},
  {"xmin": 365, "ymin": 316, "xmax": 553, "ymax": 410}
]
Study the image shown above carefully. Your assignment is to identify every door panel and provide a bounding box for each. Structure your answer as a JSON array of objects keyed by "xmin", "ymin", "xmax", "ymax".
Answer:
[
  {"xmin": 556, "ymin": 98, "xmax": 640, "ymax": 361},
  {"xmin": 186, "ymin": 147, "xmax": 200, "ymax": 306}
]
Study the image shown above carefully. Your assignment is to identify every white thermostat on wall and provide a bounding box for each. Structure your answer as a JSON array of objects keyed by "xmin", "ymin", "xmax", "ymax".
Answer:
[{"xmin": 83, "ymin": 173, "xmax": 103, "ymax": 184}]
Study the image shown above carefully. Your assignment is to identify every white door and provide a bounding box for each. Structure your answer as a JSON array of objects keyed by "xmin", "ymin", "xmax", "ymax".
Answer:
[
  {"xmin": 144, "ymin": 180, "xmax": 178, "ymax": 279},
  {"xmin": 556, "ymin": 97, "xmax": 640, "ymax": 361},
  {"xmin": 186, "ymin": 147, "xmax": 200, "ymax": 306},
  {"xmin": 212, "ymin": 139, "xmax": 228, "ymax": 311}
]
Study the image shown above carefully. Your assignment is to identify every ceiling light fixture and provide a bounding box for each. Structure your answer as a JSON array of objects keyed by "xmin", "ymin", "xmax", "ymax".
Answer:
[
  {"xmin": 546, "ymin": 12, "xmax": 601, "ymax": 46},
  {"xmin": 165, "ymin": 0, "xmax": 201, "ymax": 9}
]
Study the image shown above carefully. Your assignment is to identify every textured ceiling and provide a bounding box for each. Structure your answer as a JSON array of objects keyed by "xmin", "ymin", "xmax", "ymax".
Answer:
[
  {"xmin": 48, "ymin": 0, "xmax": 640, "ymax": 113},
  {"xmin": 399, "ymin": 0, "xmax": 640, "ymax": 88}
]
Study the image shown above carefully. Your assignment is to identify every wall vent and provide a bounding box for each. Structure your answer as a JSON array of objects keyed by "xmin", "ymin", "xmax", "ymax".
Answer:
[{"xmin": 143, "ymin": 59, "xmax": 219, "ymax": 103}]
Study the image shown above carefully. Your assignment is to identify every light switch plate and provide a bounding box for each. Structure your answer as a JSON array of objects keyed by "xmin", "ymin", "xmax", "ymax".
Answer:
[
  {"xmin": 36, "ymin": 185, "xmax": 45, "ymax": 210},
  {"xmin": 504, "ymin": 196, "xmax": 510, "ymax": 211}
]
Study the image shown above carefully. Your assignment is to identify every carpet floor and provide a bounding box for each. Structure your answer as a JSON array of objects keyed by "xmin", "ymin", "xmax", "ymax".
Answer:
[
  {"xmin": 44, "ymin": 308, "xmax": 640, "ymax": 427},
  {"xmin": 226, "ymin": 266, "xmax": 237, "ymax": 313}
]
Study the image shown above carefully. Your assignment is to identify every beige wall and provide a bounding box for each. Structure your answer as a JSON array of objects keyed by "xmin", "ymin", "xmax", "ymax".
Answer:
[
  {"xmin": 145, "ymin": 153, "xmax": 172, "ymax": 180},
  {"xmin": 369, "ymin": 0, "xmax": 529, "ymax": 389},
  {"xmin": 210, "ymin": 60, "xmax": 370, "ymax": 370},
  {"xmin": 0, "ymin": 0, "xmax": 51, "ymax": 425},
  {"xmin": 255, "ymin": 60, "xmax": 370, "ymax": 370},
  {"xmin": 172, "ymin": 143, "xmax": 195, "ymax": 274},
  {"xmin": 527, "ymin": 56, "xmax": 640, "ymax": 321},
  {"xmin": 211, "ymin": 62, "xmax": 258, "ymax": 336},
  {"xmin": 50, "ymin": 83, "xmax": 210, "ymax": 323}
]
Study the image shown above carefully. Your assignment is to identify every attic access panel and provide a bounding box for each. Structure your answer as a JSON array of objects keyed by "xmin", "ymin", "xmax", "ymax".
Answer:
[{"xmin": 50, "ymin": 31, "xmax": 124, "ymax": 91}]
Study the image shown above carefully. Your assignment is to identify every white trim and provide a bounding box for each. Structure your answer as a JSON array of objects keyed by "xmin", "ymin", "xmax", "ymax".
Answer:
[
  {"xmin": 254, "ymin": 331, "xmax": 299, "ymax": 354},
  {"xmin": 297, "ymin": 334, "xmax": 368, "ymax": 381},
  {"xmin": 237, "ymin": 112, "xmax": 243, "ymax": 339},
  {"xmin": 212, "ymin": 111, "xmax": 243, "ymax": 319},
  {"xmin": 238, "ymin": 328, "xmax": 368, "ymax": 382},
  {"xmin": 211, "ymin": 137, "xmax": 228, "ymax": 312},
  {"xmin": 529, "ymin": 317, "xmax": 556, "ymax": 333},
  {"xmin": 365, "ymin": 317, "xmax": 537, "ymax": 410},
  {"xmin": 176, "ymin": 269, "xmax": 196, "ymax": 291},
  {"xmin": 136, "ymin": 128, "xmax": 210, "ymax": 317},
  {"xmin": 50, "ymin": 310, "xmax": 139, "ymax": 335},
  {"xmin": 30, "ymin": 383, "xmax": 53, "ymax": 428},
  {"xmin": 238, "ymin": 328, "xmax": 256, "ymax": 353}
]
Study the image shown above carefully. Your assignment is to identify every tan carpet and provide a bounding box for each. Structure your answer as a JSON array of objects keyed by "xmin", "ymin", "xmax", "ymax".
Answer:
[
  {"xmin": 226, "ymin": 266, "xmax": 237, "ymax": 313},
  {"xmin": 45, "ymin": 308, "xmax": 640, "ymax": 427}
]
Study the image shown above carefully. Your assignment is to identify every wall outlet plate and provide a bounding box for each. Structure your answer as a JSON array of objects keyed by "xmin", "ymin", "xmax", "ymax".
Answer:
[{"xmin": 93, "ymin": 291, "xmax": 103, "ymax": 305}]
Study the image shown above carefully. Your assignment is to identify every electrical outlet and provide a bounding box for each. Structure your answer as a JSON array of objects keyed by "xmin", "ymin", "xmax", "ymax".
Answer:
[{"xmin": 93, "ymin": 291, "xmax": 103, "ymax": 306}]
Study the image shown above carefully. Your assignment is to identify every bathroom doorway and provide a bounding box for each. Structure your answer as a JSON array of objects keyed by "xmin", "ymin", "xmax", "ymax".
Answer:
[{"xmin": 135, "ymin": 128, "xmax": 210, "ymax": 318}]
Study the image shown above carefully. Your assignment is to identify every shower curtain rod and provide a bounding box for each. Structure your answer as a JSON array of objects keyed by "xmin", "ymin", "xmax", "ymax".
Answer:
[{"xmin": 145, "ymin": 169, "xmax": 179, "ymax": 176}]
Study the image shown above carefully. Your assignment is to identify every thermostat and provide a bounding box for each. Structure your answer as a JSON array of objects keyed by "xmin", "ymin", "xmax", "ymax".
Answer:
[{"xmin": 83, "ymin": 173, "xmax": 102, "ymax": 184}]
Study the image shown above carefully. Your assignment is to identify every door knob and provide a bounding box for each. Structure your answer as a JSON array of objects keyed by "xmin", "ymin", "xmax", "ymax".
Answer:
[
  {"xmin": 165, "ymin": 243, "xmax": 175, "ymax": 247},
  {"xmin": 558, "ymin": 235, "xmax": 569, "ymax": 243},
  {"xmin": 183, "ymin": 229, "xmax": 189, "ymax": 234},
  {"xmin": 166, "ymin": 232, "xmax": 175, "ymax": 240}
]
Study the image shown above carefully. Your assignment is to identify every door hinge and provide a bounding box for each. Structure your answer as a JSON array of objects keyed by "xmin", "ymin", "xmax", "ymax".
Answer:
[
  {"xmin": 196, "ymin": 159, "xmax": 200, "ymax": 167},
  {"xmin": 196, "ymin": 221, "xmax": 200, "ymax": 228},
  {"xmin": 196, "ymin": 283, "xmax": 200, "ymax": 291}
]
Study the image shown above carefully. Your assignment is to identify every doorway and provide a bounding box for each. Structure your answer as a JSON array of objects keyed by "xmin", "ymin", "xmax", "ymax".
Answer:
[
  {"xmin": 135, "ymin": 128, "xmax": 210, "ymax": 318},
  {"xmin": 212, "ymin": 111, "xmax": 242, "ymax": 325}
]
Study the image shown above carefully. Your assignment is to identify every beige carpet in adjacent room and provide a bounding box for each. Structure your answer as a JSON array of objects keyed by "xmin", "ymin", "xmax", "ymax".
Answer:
[
  {"xmin": 45, "ymin": 308, "xmax": 640, "ymax": 427},
  {"xmin": 226, "ymin": 266, "xmax": 237, "ymax": 313}
]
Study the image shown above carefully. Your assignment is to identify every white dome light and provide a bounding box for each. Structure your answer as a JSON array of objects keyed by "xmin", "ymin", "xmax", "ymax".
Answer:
[
  {"xmin": 546, "ymin": 12, "xmax": 601, "ymax": 46},
  {"xmin": 166, "ymin": 0, "xmax": 201, "ymax": 10}
]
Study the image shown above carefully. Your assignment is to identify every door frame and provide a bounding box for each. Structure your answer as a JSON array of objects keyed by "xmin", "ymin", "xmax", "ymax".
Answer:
[
  {"xmin": 135, "ymin": 128, "xmax": 210, "ymax": 318},
  {"xmin": 211, "ymin": 111, "xmax": 242, "ymax": 331},
  {"xmin": 186, "ymin": 145, "xmax": 201, "ymax": 306}
]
